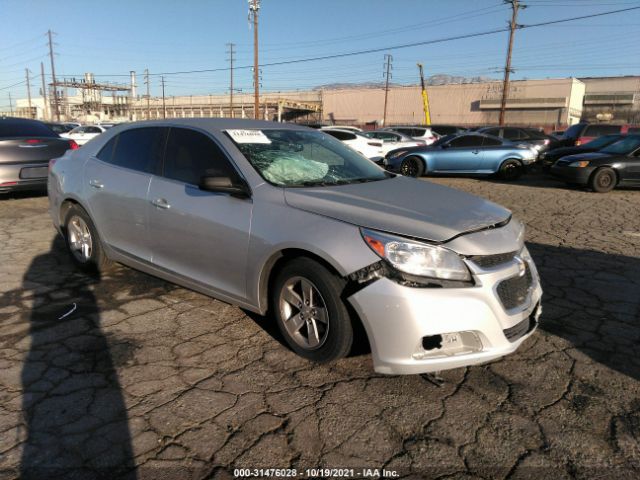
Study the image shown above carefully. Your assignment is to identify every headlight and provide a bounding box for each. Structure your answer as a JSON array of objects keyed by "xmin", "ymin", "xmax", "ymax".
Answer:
[
  {"xmin": 361, "ymin": 228, "xmax": 471, "ymax": 281},
  {"xmin": 569, "ymin": 161, "xmax": 589, "ymax": 167}
]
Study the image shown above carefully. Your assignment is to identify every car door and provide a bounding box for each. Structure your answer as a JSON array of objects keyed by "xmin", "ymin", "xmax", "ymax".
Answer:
[
  {"xmin": 478, "ymin": 135, "xmax": 508, "ymax": 173},
  {"xmin": 624, "ymin": 147, "xmax": 640, "ymax": 183},
  {"xmin": 432, "ymin": 135, "xmax": 484, "ymax": 171},
  {"xmin": 147, "ymin": 126, "xmax": 252, "ymax": 301},
  {"xmin": 84, "ymin": 127, "xmax": 167, "ymax": 261}
]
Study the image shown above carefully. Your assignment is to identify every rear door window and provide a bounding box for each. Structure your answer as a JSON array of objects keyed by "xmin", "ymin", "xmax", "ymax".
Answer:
[
  {"xmin": 583, "ymin": 125, "xmax": 621, "ymax": 137},
  {"xmin": 110, "ymin": 127, "xmax": 167, "ymax": 174},
  {"xmin": 97, "ymin": 136, "xmax": 118, "ymax": 163},
  {"xmin": 502, "ymin": 128, "xmax": 524, "ymax": 140},
  {"xmin": 482, "ymin": 136, "xmax": 502, "ymax": 146},
  {"xmin": 324, "ymin": 130, "xmax": 356, "ymax": 141},
  {"xmin": 449, "ymin": 135, "xmax": 484, "ymax": 148},
  {"xmin": 163, "ymin": 127, "xmax": 237, "ymax": 186}
]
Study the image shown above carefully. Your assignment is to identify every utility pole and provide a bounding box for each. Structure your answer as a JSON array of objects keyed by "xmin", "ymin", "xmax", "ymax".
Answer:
[
  {"xmin": 8, "ymin": 92, "xmax": 13, "ymax": 115},
  {"xmin": 25, "ymin": 69, "xmax": 33, "ymax": 118},
  {"xmin": 417, "ymin": 63, "xmax": 431, "ymax": 126},
  {"xmin": 249, "ymin": 0, "xmax": 260, "ymax": 119},
  {"xmin": 161, "ymin": 75, "xmax": 166, "ymax": 119},
  {"xmin": 499, "ymin": 0, "xmax": 522, "ymax": 125},
  {"xmin": 40, "ymin": 62, "xmax": 48, "ymax": 121},
  {"xmin": 144, "ymin": 68, "xmax": 150, "ymax": 119},
  {"xmin": 47, "ymin": 29, "xmax": 60, "ymax": 121},
  {"xmin": 382, "ymin": 53, "xmax": 393, "ymax": 126},
  {"xmin": 227, "ymin": 42, "xmax": 235, "ymax": 118}
]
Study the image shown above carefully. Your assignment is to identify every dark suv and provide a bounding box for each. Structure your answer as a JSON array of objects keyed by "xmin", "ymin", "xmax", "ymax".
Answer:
[
  {"xmin": 477, "ymin": 126, "xmax": 554, "ymax": 153},
  {"xmin": 557, "ymin": 123, "xmax": 640, "ymax": 148}
]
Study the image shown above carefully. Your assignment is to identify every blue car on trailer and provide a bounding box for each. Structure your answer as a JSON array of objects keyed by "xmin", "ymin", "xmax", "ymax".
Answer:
[{"xmin": 384, "ymin": 132, "xmax": 539, "ymax": 180}]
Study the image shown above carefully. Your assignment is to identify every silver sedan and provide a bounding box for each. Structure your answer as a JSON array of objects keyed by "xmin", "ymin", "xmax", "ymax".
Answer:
[{"xmin": 48, "ymin": 119, "xmax": 542, "ymax": 374}]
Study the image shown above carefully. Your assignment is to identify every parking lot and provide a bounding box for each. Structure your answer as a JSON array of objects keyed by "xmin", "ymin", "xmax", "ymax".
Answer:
[{"xmin": 1, "ymin": 173, "xmax": 639, "ymax": 479}]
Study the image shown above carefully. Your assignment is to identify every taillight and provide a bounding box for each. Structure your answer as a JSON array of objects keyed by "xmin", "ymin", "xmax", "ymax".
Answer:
[
  {"xmin": 368, "ymin": 141, "xmax": 382, "ymax": 147},
  {"xmin": 48, "ymin": 159, "xmax": 57, "ymax": 172},
  {"xmin": 575, "ymin": 140, "xmax": 581, "ymax": 146},
  {"xmin": 68, "ymin": 139, "xmax": 79, "ymax": 150},
  {"xmin": 25, "ymin": 139, "xmax": 42, "ymax": 144}
]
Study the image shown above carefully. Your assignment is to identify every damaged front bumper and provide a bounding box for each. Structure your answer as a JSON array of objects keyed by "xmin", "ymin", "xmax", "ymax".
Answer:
[{"xmin": 347, "ymin": 253, "xmax": 542, "ymax": 375}]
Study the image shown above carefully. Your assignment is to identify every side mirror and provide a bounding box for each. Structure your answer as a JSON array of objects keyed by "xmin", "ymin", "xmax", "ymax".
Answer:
[{"xmin": 199, "ymin": 175, "xmax": 251, "ymax": 198}]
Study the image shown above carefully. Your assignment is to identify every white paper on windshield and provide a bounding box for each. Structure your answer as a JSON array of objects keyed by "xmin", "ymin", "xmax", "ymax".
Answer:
[{"xmin": 226, "ymin": 129, "xmax": 271, "ymax": 144}]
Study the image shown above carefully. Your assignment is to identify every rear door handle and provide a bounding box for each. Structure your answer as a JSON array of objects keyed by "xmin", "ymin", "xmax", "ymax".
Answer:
[
  {"xmin": 151, "ymin": 198, "xmax": 171, "ymax": 209},
  {"xmin": 89, "ymin": 179, "xmax": 104, "ymax": 189}
]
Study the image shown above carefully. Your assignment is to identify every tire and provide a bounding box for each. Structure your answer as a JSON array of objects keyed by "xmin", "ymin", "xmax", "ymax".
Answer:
[
  {"xmin": 589, "ymin": 167, "xmax": 617, "ymax": 193},
  {"xmin": 499, "ymin": 159, "xmax": 523, "ymax": 180},
  {"xmin": 272, "ymin": 257, "xmax": 353, "ymax": 363},
  {"xmin": 400, "ymin": 156, "xmax": 425, "ymax": 178},
  {"xmin": 63, "ymin": 204, "xmax": 113, "ymax": 273}
]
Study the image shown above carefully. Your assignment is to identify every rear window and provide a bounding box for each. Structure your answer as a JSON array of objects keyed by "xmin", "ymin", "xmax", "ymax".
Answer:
[
  {"xmin": 324, "ymin": 130, "xmax": 356, "ymax": 141},
  {"xmin": 0, "ymin": 120, "xmax": 57, "ymax": 138},
  {"xmin": 600, "ymin": 136, "xmax": 640, "ymax": 155},
  {"xmin": 583, "ymin": 125, "xmax": 620, "ymax": 137},
  {"xmin": 431, "ymin": 126, "xmax": 458, "ymax": 136}
]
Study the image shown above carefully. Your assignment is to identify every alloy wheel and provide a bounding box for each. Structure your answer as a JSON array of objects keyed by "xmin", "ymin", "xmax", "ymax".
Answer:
[
  {"xmin": 278, "ymin": 276, "xmax": 329, "ymax": 350},
  {"xmin": 67, "ymin": 215, "xmax": 93, "ymax": 263}
]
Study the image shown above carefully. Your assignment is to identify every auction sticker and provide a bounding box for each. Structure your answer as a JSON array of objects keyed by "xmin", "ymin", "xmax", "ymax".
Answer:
[{"xmin": 226, "ymin": 129, "xmax": 272, "ymax": 144}]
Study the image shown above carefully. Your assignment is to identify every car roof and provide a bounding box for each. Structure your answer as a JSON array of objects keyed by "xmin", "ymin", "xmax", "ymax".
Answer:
[{"xmin": 111, "ymin": 118, "xmax": 312, "ymax": 134}]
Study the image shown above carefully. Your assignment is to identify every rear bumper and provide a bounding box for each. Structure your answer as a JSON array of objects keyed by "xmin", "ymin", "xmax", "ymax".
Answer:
[
  {"xmin": 0, "ymin": 163, "xmax": 48, "ymax": 193},
  {"xmin": 550, "ymin": 164, "xmax": 594, "ymax": 184},
  {"xmin": 348, "ymin": 255, "xmax": 542, "ymax": 375}
]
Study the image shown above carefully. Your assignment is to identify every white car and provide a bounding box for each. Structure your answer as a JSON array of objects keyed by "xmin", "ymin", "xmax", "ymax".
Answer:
[
  {"xmin": 384, "ymin": 126, "xmax": 438, "ymax": 145},
  {"xmin": 60, "ymin": 125, "xmax": 108, "ymax": 146},
  {"xmin": 321, "ymin": 128, "xmax": 383, "ymax": 161},
  {"xmin": 364, "ymin": 130, "xmax": 425, "ymax": 155}
]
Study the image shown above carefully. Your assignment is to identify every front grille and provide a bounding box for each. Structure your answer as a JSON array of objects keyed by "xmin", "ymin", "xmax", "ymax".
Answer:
[
  {"xmin": 468, "ymin": 251, "xmax": 517, "ymax": 269},
  {"xmin": 503, "ymin": 303, "xmax": 539, "ymax": 342},
  {"xmin": 496, "ymin": 263, "xmax": 533, "ymax": 310}
]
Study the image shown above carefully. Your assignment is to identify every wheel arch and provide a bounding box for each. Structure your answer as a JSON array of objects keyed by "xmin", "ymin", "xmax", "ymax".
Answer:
[
  {"xmin": 588, "ymin": 164, "xmax": 620, "ymax": 184},
  {"xmin": 257, "ymin": 247, "xmax": 372, "ymax": 354}
]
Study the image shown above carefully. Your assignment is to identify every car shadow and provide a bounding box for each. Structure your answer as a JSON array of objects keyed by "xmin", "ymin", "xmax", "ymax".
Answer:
[
  {"xmin": 528, "ymin": 242, "xmax": 640, "ymax": 381},
  {"xmin": 1, "ymin": 236, "xmax": 176, "ymax": 478}
]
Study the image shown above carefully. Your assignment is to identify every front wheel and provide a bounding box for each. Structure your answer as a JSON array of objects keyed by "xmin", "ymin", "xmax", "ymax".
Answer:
[
  {"xmin": 272, "ymin": 258, "xmax": 353, "ymax": 363},
  {"xmin": 499, "ymin": 159, "xmax": 523, "ymax": 180},
  {"xmin": 589, "ymin": 167, "xmax": 616, "ymax": 193},
  {"xmin": 400, "ymin": 156, "xmax": 425, "ymax": 177}
]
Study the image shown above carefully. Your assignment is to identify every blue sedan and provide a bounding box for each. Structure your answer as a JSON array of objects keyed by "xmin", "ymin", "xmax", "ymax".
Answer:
[{"xmin": 384, "ymin": 133, "xmax": 539, "ymax": 180}]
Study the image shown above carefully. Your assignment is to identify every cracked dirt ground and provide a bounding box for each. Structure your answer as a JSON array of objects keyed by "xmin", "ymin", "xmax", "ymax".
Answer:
[{"xmin": 0, "ymin": 174, "xmax": 639, "ymax": 479}]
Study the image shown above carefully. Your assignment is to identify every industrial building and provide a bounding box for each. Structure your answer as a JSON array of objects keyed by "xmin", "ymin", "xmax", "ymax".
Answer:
[{"xmin": 7, "ymin": 75, "xmax": 639, "ymax": 129}]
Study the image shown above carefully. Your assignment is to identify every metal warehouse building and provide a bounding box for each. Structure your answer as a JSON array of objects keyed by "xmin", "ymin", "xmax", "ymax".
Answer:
[{"xmin": 9, "ymin": 75, "xmax": 640, "ymax": 129}]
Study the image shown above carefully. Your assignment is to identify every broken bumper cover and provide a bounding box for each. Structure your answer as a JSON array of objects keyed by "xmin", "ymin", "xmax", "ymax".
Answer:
[{"xmin": 348, "ymin": 258, "xmax": 542, "ymax": 375}]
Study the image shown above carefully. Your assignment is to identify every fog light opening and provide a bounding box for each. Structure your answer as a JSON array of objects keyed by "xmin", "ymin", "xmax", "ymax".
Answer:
[{"xmin": 422, "ymin": 335, "xmax": 443, "ymax": 351}]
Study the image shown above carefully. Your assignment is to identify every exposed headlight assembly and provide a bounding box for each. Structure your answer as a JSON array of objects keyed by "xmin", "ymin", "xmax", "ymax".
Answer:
[
  {"xmin": 388, "ymin": 149, "xmax": 409, "ymax": 159},
  {"xmin": 361, "ymin": 228, "xmax": 471, "ymax": 281}
]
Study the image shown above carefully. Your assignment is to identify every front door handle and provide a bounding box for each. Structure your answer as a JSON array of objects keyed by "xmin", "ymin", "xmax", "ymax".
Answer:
[
  {"xmin": 472, "ymin": 150, "xmax": 480, "ymax": 154},
  {"xmin": 151, "ymin": 198, "xmax": 171, "ymax": 209},
  {"xmin": 89, "ymin": 179, "xmax": 104, "ymax": 189}
]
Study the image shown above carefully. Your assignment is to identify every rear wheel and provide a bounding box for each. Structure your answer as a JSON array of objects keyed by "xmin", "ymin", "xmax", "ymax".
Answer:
[
  {"xmin": 589, "ymin": 167, "xmax": 616, "ymax": 193},
  {"xmin": 272, "ymin": 258, "xmax": 353, "ymax": 363},
  {"xmin": 400, "ymin": 156, "xmax": 425, "ymax": 177},
  {"xmin": 63, "ymin": 204, "xmax": 113, "ymax": 273},
  {"xmin": 499, "ymin": 159, "xmax": 523, "ymax": 180}
]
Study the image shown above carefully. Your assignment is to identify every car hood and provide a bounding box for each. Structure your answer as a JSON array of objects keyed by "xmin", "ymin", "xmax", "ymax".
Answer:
[
  {"xmin": 283, "ymin": 176, "xmax": 511, "ymax": 243},
  {"xmin": 558, "ymin": 152, "xmax": 612, "ymax": 162}
]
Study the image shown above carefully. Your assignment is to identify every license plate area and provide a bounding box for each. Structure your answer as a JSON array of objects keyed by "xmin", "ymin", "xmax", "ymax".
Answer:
[{"xmin": 19, "ymin": 166, "xmax": 48, "ymax": 179}]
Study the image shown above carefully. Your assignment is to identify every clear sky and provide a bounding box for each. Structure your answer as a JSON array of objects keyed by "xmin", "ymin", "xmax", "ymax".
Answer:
[{"xmin": 1, "ymin": 0, "xmax": 639, "ymax": 107}]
